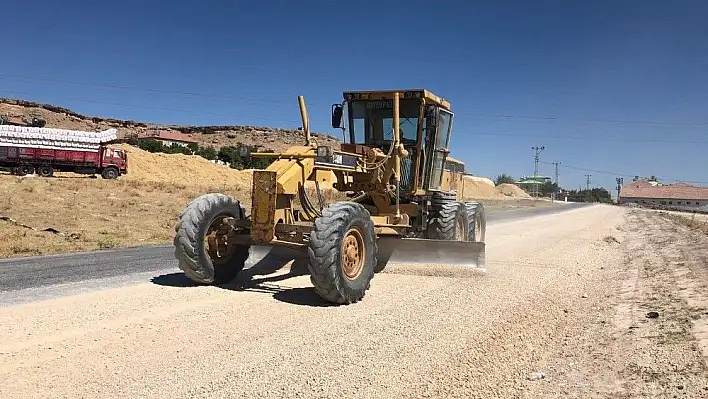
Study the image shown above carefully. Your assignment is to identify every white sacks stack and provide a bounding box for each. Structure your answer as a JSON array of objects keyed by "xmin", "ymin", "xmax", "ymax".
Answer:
[{"xmin": 0, "ymin": 125, "xmax": 119, "ymax": 152}]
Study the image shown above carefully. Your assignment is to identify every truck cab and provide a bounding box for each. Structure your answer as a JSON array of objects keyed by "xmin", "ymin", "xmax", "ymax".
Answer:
[{"xmin": 100, "ymin": 146, "xmax": 128, "ymax": 178}]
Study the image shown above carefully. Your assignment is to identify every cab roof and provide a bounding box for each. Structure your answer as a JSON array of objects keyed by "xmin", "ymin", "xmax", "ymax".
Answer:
[{"xmin": 342, "ymin": 89, "xmax": 451, "ymax": 110}]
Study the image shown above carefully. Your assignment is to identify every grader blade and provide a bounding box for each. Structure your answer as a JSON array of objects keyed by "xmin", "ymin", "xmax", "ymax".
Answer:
[
  {"xmin": 376, "ymin": 237, "xmax": 486, "ymax": 270},
  {"xmin": 244, "ymin": 245, "xmax": 308, "ymax": 270}
]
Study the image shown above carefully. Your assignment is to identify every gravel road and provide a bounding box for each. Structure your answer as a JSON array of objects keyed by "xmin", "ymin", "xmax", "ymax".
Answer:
[
  {"xmin": 2, "ymin": 204, "xmax": 705, "ymax": 398},
  {"xmin": 0, "ymin": 202, "xmax": 588, "ymax": 304}
]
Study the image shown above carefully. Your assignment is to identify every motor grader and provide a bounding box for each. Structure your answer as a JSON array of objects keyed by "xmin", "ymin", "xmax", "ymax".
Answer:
[{"xmin": 172, "ymin": 89, "xmax": 486, "ymax": 305}]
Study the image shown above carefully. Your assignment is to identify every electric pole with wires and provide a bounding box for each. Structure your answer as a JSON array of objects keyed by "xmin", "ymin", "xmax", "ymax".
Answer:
[
  {"xmin": 585, "ymin": 174, "xmax": 592, "ymax": 191},
  {"xmin": 551, "ymin": 161, "xmax": 560, "ymax": 201},
  {"xmin": 532, "ymin": 146, "xmax": 545, "ymax": 198},
  {"xmin": 616, "ymin": 177, "xmax": 624, "ymax": 203}
]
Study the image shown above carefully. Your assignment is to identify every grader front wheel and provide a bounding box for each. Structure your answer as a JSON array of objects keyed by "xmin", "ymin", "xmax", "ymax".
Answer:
[
  {"xmin": 308, "ymin": 201, "xmax": 377, "ymax": 304},
  {"xmin": 173, "ymin": 193, "xmax": 250, "ymax": 284}
]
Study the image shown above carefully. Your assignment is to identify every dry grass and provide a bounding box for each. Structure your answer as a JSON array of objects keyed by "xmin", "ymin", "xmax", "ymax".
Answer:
[
  {"xmin": 659, "ymin": 211, "xmax": 708, "ymax": 234},
  {"xmin": 0, "ymin": 144, "xmax": 256, "ymax": 258},
  {"xmin": 0, "ymin": 173, "xmax": 250, "ymax": 258}
]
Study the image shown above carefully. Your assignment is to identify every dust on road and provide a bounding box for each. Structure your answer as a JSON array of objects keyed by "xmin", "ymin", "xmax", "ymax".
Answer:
[{"xmin": 1, "ymin": 205, "xmax": 707, "ymax": 398}]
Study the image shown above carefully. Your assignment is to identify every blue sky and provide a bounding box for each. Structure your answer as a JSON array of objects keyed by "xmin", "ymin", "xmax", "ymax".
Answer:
[{"xmin": 1, "ymin": 0, "xmax": 707, "ymax": 195}]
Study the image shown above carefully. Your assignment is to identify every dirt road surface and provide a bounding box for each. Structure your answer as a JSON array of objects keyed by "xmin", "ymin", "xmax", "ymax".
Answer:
[{"xmin": 1, "ymin": 205, "xmax": 707, "ymax": 398}]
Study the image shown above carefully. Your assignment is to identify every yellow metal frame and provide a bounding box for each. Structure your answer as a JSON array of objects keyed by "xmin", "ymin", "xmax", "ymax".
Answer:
[{"xmin": 246, "ymin": 90, "xmax": 461, "ymax": 246}]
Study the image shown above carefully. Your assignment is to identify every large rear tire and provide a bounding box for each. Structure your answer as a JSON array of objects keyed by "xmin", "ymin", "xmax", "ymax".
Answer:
[
  {"xmin": 173, "ymin": 193, "xmax": 250, "ymax": 284},
  {"xmin": 428, "ymin": 201, "xmax": 469, "ymax": 241},
  {"xmin": 37, "ymin": 166, "xmax": 54, "ymax": 178},
  {"xmin": 464, "ymin": 201, "xmax": 486, "ymax": 243},
  {"xmin": 308, "ymin": 201, "xmax": 377, "ymax": 304}
]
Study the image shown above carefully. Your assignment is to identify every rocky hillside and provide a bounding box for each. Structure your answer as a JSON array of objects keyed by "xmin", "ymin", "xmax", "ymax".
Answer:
[{"xmin": 0, "ymin": 98, "xmax": 341, "ymax": 152}]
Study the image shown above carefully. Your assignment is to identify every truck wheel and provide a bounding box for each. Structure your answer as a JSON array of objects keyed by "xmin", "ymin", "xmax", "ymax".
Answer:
[
  {"xmin": 37, "ymin": 166, "xmax": 53, "ymax": 178},
  {"xmin": 173, "ymin": 193, "xmax": 250, "ymax": 284},
  {"xmin": 428, "ymin": 201, "xmax": 469, "ymax": 241},
  {"xmin": 17, "ymin": 165, "xmax": 33, "ymax": 176},
  {"xmin": 101, "ymin": 167, "xmax": 119, "ymax": 179},
  {"xmin": 464, "ymin": 202, "xmax": 486, "ymax": 243},
  {"xmin": 308, "ymin": 201, "xmax": 377, "ymax": 304}
]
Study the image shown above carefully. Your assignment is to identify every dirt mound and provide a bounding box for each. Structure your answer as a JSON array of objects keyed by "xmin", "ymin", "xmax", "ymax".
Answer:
[
  {"xmin": 117, "ymin": 144, "xmax": 253, "ymax": 187},
  {"xmin": 497, "ymin": 183, "xmax": 531, "ymax": 198},
  {"xmin": 465, "ymin": 175, "xmax": 495, "ymax": 188},
  {"xmin": 461, "ymin": 176, "xmax": 505, "ymax": 200},
  {"xmin": 460, "ymin": 177, "xmax": 531, "ymax": 200}
]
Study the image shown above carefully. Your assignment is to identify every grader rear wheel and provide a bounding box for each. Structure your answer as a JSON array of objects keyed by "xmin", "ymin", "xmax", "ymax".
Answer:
[
  {"xmin": 464, "ymin": 202, "xmax": 486, "ymax": 243},
  {"xmin": 428, "ymin": 201, "xmax": 470, "ymax": 241},
  {"xmin": 308, "ymin": 201, "xmax": 377, "ymax": 304},
  {"xmin": 173, "ymin": 193, "xmax": 250, "ymax": 284}
]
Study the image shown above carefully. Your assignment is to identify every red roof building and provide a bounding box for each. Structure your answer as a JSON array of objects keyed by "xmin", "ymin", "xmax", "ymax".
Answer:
[{"xmin": 619, "ymin": 179, "xmax": 708, "ymax": 208}]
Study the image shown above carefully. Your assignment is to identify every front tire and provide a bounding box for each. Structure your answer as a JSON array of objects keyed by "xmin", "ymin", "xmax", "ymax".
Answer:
[
  {"xmin": 308, "ymin": 201, "xmax": 377, "ymax": 304},
  {"xmin": 173, "ymin": 193, "xmax": 250, "ymax": 284},
  {"xmin": 101, "ymin": 167, "xmax": 119, "ymax": 179}
]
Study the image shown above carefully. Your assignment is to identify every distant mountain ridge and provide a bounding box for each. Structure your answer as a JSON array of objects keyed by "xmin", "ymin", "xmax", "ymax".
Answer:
[{"xmin": 0, "ymin": 97, "xmax": 341, "ymax": 151}]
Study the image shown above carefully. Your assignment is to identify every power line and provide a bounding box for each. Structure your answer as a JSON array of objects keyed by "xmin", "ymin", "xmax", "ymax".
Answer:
[
  {"xmin": 466, "ymin": 131, "xmax": 708, "ymax": 145},
  {"xmin": 3, "ymin": 71, "xmax": 708, "ymax": 129},
  {"xmin": 461, "ymin": 111, "xmax": 708, "ymax": 128},
  {"xmin": 3, "ymin": 89, "xmax": 708, "ymax": 146},
  {"xmin": 0, "ymin": 72, "xmax": 294, "ymax": 106},
  {"xmin": 0, "ymin": 90, "xmax": 303, "ymax": 124},
  {"xmin": 539, "ymin": 160, "xmax": 708, "ymax": 185},
  {"xmin": 584, "ymin": 174, "xmax": 592, "ymax": 191}
]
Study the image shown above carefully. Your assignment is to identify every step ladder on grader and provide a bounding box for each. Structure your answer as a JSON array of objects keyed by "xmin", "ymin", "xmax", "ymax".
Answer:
[{"xmin": 172, "ymin": 89, "xmax": 487, "ymax": 305}]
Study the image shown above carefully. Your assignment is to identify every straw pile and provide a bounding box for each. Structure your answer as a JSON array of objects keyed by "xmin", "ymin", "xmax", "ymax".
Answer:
[
  {"xmin": 496, "ymin": 183, "xmax": 531, "ymax": 198},
  {"xmin": 117, "ymin": 144, "xmax": 253, "ymax": 187},
  {"xmin": 460, "ymin": 176, "xmax": 530, "ymax": 200}
]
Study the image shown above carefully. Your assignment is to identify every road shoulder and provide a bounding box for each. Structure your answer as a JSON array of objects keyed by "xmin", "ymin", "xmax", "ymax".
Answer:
[{"xmin": 520, "ymin": 208, "xmax": 708, "ymax": 398}]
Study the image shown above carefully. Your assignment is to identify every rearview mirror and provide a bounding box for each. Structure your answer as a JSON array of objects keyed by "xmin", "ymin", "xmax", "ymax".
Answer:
[
  {"xmin": 238, "ymin": 145, "xmax": 251, "ymax": 158},
  {"xmin": 331, "ymin": 104, "xmax": 343, "ymax": 128}
]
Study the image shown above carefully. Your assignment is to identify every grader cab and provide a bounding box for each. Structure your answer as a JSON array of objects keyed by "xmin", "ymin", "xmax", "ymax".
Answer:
[{"xmin": 172, "ymin": 89, "xmax": 486, "ymax": 305}]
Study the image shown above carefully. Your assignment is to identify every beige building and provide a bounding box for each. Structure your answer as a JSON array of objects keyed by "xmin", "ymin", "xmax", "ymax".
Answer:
[{"xmin": 137, "ymin": 130, "xmax": 198, "ymax": 147}]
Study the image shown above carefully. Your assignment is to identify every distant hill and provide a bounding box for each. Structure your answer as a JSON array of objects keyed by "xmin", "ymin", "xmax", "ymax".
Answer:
[{"xmin": 0, "ymin": 98, "xmax": 341, "ymax": 152}]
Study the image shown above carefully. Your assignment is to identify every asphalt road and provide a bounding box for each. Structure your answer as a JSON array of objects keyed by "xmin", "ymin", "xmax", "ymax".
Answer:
[{"xmin": 0, "ymin": 201, "xmax": 589, "ymax": 305}]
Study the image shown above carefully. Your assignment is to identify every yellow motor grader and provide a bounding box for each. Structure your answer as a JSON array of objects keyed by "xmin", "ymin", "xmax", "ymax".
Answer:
[{"xmin": 173, "ymin": 89, "xmax": 486, "ymax": 305}]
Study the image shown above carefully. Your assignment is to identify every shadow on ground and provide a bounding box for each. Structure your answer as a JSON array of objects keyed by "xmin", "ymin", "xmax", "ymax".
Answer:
[{"xmin": 151, "ymin": 255, "xmax": 336, "ymax": 308}]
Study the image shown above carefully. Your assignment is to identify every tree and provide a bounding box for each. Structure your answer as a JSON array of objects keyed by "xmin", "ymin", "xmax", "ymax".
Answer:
[
  {"xmin": 197, "ymin": 146, "xmax": 217, "ymax": 160},
  {"xmin": 538, "ymin": 181, "xmax": 559, "ymax": 197},
  {"xmin": 494, "ymin": 174, "xmax": 516, "ymax": 185},
  {"xmin": 564, "ymin": 188, "xmax": 612, "ymax": 203}
]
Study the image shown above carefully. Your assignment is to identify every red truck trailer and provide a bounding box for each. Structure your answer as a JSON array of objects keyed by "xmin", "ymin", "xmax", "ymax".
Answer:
[{"xmin": 0, "ymin": 123, "xmax": 128, "ymax": 179}]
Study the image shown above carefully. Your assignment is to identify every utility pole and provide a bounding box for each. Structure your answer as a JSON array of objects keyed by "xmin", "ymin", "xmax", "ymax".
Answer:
[
  {"xmin": 549, "ymin": 161, "xmax": 560, "ymax": 202},
  {"xmin": 553, "ymin": 162, "xmax": 560, "ymax": 186},
  {"xmin": 532, "ymin": 146, "xmax": 545, "ymax": 198},
  {"xmin": 585, "ymin": 174, "xmax": 592, "ymax": 191},
  {"xmin": 615, "ymin": 177, "xmax": 624, "ymax": 204}
]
